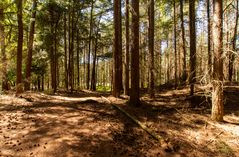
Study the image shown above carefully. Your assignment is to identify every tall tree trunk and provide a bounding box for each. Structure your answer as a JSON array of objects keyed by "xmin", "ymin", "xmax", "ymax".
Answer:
[
  {"xmin": 180, "ymin": 0, "xmax": 187, "ymax": 83},
  {"xmin": 148, "ymin": 0, "xmax": 155, "ymax": 98},
  {"xmin": 189, "ymin": 0, "xmax": 196, "ymax": 96},
  {"xmin": 87, "ymin": 0, "xmax": 94, "ymax": 90},
  {"xmin": 50, "ymin": 22, "xmax": 55, "ymax": 92},
  {"xmin": 207, "ymin": 0, "xmax": 212, "ymax": 80},
  {"xmin": 129, "ymin": 0, "xmax": 140, "ymax": 105},
  {"xmin": 68, "ymin": 4, "xmax": 72, "ymax": 91},
  {"xmin": 229, "ymin": 0, "xmax": 239, "ymax": 82},
  {"xmin": 41, "ymin": 75, "xmax": 44, "ymax": 91},
  {"xmin": 16, "ymin": 0, "xmax": 24, "ymax": 94},
  {"xmin": 83, "ymin": 45, "xmax": 86, "ymax": 88},
  {"xmin": 113, "ymin": 0, "xmax": 122, "ymax": 97},
  {"xmin": 70, "ymin": 4, "xmax": 75, "ymax": 92},
  {"xmin": 159, "ymin": 39, "xmax": 162, "ymax": 85},
  {"xmin": 64, "ymin": 12, "xmax": 68, "ymax": 90},
  {"xmin": 124, "ymin": 0, "xmax": 130, "ymax": 95},
  {"xmin": 53, "ymin": 22, "xmax": 58, "ymax": 93},
  {"xmin": 174, "ymin": 0, "xmax": 178, "ymax": 88},
  {"xmin": 0, "ymin": 8, "xmax": 8, "ymax": 91},
  {"xmin": 25, "ymin": 0, "xmax": 37, "ymax": 91},
  {"xmin": 91, "ymin": 37, "xmax": 98, "ymax": 91},
  {"xmin": 76, "ymin": 29, "xmax": 80, "ymax": 88},
  {"xmin": 211, "ymin": 0, "xmax": 224, "ymax": 121}
]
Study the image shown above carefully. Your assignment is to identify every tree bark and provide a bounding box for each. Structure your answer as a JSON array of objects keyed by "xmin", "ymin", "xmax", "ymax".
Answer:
[
  {"xmin": 174, "ymin": 0, "xmax": 178, "ymax": 88},
  {"xmin": 91, "ymin": 36, "xmax": 97, "ymax": 91},
  {"xmin": 70, "ymin": 3, "xmax": 75, "ymax": 92},
  {"xmin": 16, "ymin": 0, "xmax": 24, "ymax": 94},
  {"xmin": 211, "ymin": 0, "xmax": 224, "ymax": 121},
  {"xmin": 64, "ymin": 12, "xmax": 68, "ymax": 90},
  {"xmin": 189, "ymin": 0, "xmax": 196, "ymax": 96},
  {"xmin": 87, "ymin": 0, "xmax": 94, "ymax": 90},
  {"xmin": 228, "ymin": 0, "xmax": 239, "ymax": 82},
  {"xmin": 148, "ymin": 0, "xmax": 155, "ymax": 98},
  {"xmin": 0, "ymin": 8, "xmax": 8, "ymax": 91},
  {"xmin": 68, "ymin": 3, "xmax": 72, "ymax": 92},
  {"xmin": 129, "ymin": 0, "xmax": 140, "ymax": 106},
  {"xmin": 25, "ymin": 0, "xmax": 37, "ymax": 91},
  {"xmin": 76, "ymin": 29, "xmax": 80, "ymax": 88},
  {"xmin": 207, "ymin": 0, "xmax": 212, "ymax": 81},
  {"xmin": 180, "ymin": 0, "xmax": 187, "ymax": 83},
  {"xmin": 124, "ymin": 0, "xmax": 130, "ymax": 95},
  {"xmin": 113, "ymin": 0, "xmax": 122, "ymax": 97}
]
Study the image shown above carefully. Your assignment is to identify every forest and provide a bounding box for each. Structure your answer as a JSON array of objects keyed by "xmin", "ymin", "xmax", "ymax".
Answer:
[{"xmin": 0, "ymin": 0, "xmax": 239, "ymax": 156}]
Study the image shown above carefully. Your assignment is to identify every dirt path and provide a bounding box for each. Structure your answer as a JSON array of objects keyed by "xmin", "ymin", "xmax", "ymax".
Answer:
[
  {"xmin": 0, "ymin": 92, "xmax": 168, "ymax": 157},
  {"xmin": 0, "ymin": 88, "xmax": 239, "ymax": 157}
]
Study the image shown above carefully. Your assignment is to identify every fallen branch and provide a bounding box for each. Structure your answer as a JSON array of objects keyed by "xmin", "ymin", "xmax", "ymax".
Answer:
[
  {"xmin": 102, "ymin": 96, "xmax": 169, "ymax": 147},
  {"xmin": 205, "ymin": 131, "xmax": 224, "ymax": 145}
]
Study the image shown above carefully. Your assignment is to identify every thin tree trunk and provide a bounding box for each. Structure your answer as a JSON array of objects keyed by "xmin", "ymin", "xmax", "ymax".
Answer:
[
  {"xmin": 0, "ymin": 8, "xmax": 8, "ymax": 91},
  {"xmin": 174, "ymin": 0, "xmax": 178, "ymax": 88},
  {"xmin": 16, "ymin": 0, "xmax": 24, "ymax": 94},
  {"xmin": 207, "ymin": 0, "xmax": 212, "ymax": 80},
  {"xmin": 189, "ymin": 0, "xmax": 196, "ymax": 96},
  {"xmin": 53, "ymin": 23, "xmax": 57, "ymax": 93},
  {"xmin": 91, "ymin": 38, "xmax": 97, "ymax": 90},
  {"xmin": 159, "ymin": 39, "xmax": 162, "ymax": 85},
  {"xmin": 87, "ymin": 0, "xmax": 94, "ymax": 90},
  {"xmin": 180, "ymin": 0, "xmax": 187, "ymax": 83},
  {"xmin": 211, "ymin": 0, "xmax": 224, "ymax": 121},
  {"xmin": 41, "ymin": 75, "xmax": 44, "ymax": 91},
  {"xmin": 129, "ymin": 0, "xmax": 140, "ymax": 105},
  {"xmin": 70, "ymin": 3, "xmax": 75, "ymax": 92},
  {"xmin": 68, "ymin": 3, "xmax": 72, "ymax": 91},
  {"xmin": 229, "ymin": 0, "xmax": 239, "ymax": 82},
  {"xmin": 124, "ymin": 0, "xmax": 130, "ymax": 95},
  {"xmin": 64, "ymin": 12, "xmax": 68, "ymax": 90},
  {"xmin": 76, "ymin": 29, "xmax": 80, "ymax": 88},
  {"xmin": 148, "ymin": 0, "xmax": 155, "ymax": 98},
  {"xmin": 25, "ymin": 0, "xmax": 37, "ymax": 91}
]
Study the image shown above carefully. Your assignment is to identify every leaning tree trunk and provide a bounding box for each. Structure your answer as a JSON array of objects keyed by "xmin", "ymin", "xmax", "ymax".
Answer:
[
  {"xmin": 16, "ymin": 0, "xmax": 24, "ymax": 94},
  {"xmin": 211, "ymin": 0, "xmax": 224, "ymax": 121},
  {"xmin": 129, "ymin": 0, "xmax": 140, "ymax": 106},
  {"xmin": 148, "ymin": 0, "xmax": 155, "ymax": 98},
  {"xmin": 189, "ymin": 0, "xmax": 196, "ymax": 96},
  {"xmin": 25, "ymin": 0, "xmax": 37, "ymax": 91}
]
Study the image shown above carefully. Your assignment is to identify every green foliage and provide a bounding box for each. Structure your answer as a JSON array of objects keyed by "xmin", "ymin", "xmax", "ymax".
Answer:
[
  {"xmin": 31, "ymin": 49, "xmax": 48, "ymax": 76},
  {"xmin": 96, "ymin": 85, "xmax": 111, "ymax": 92},
  {"xmin": 216, "ymin": 140, "xmax": 235, "ymax": 156},
  {"xmin": 7, "ymin": 67, "xmax": 16, "ymax": 86}
]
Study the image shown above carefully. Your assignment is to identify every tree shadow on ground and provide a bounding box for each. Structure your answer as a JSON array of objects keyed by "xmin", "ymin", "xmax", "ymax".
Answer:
[{"xmin": 0, "ymin": 88, "xmax": 238, "ymax": 157}]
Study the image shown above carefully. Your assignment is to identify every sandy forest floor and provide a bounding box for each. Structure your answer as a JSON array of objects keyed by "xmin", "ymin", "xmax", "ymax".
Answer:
[{"xmin": 0, "ymin": 85, "xmax": 239, "ymax": 157}]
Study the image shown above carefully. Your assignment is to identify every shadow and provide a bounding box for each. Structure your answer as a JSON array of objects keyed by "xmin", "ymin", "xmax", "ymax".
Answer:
[{"xmin": 0, "ymin": 87, "xmax": 238, "ymax": 157}]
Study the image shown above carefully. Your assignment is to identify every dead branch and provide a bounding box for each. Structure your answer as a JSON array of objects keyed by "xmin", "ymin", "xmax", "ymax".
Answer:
[{"xmin": 101, "ymin": 96, "xmax": 169, "ymax": 147}]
